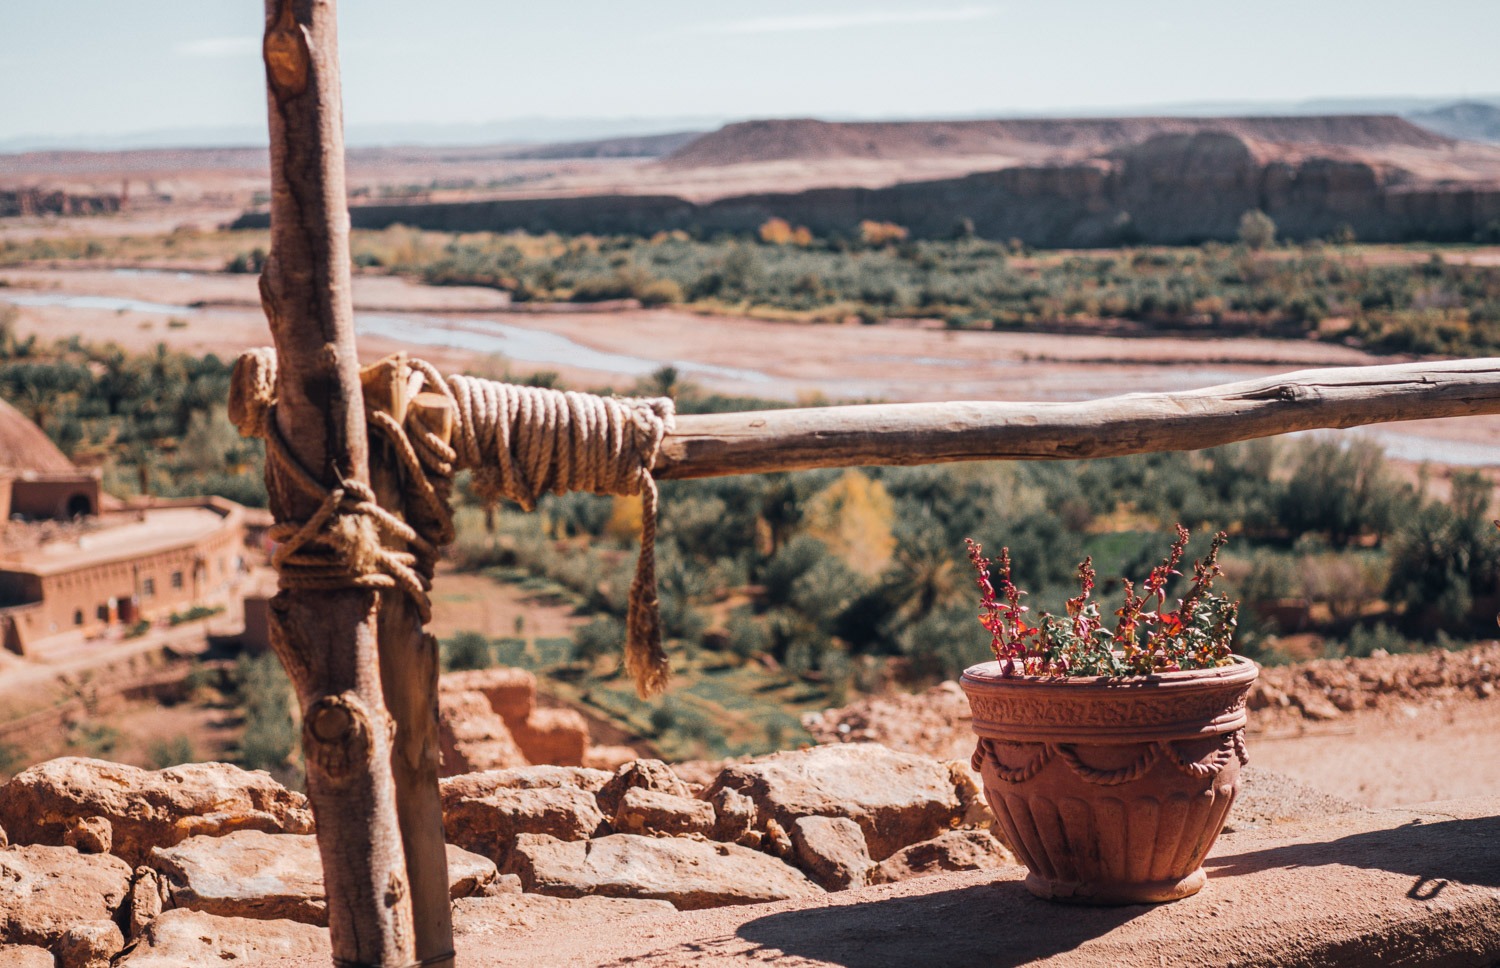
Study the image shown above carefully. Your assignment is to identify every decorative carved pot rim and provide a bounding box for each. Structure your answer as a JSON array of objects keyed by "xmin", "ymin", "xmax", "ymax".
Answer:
[{"xmin": 960, "ymin": 655, "xmax": 1258, "ymax": 745}]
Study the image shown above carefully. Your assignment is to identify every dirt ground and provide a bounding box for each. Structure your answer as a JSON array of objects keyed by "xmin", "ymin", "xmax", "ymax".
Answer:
[
  {"xmin": 1251, "ymin": 698, "xmax": 1500, "ymax": 807},
  {"xmin": 425, "ymin": 565, "xmax": 586, "ymax": 644}
]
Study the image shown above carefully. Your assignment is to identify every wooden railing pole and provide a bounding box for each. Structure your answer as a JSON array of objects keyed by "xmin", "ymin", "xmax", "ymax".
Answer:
[
  {"xmin": 259, "ymin": 0, "xmax": 413, "ymax": 963},
  {"xmin": 365, "ymin": 361, "xmax": 456, "ymax": 968},
  {"xmin": 655, "ymin": 359, "xmax": 1500, "ymax": 480}
]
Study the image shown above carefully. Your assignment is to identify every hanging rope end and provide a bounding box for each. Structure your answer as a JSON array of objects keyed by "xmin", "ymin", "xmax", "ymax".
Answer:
[{"xmin": 625, "ymin": 625, "xmax": 672, "ymax": 698}]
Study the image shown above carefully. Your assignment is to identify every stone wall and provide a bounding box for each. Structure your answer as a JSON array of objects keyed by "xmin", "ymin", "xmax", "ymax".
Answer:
[
  {"xmin": 437, "ymin": 668, "xmax": 595, "ymax": 773},
  {"xmin": 231, "ymin": 132, "xmax": 1500, "ymax": 246}
]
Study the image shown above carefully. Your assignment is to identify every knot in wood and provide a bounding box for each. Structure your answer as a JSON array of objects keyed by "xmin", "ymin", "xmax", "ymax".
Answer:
[
  {"xmin": 303, "ymin": 694, "xmax": 373, "ymax": 786},
  {"xmin": 264, "ymin": 0, "xmax": 310, "ymax": 97}
]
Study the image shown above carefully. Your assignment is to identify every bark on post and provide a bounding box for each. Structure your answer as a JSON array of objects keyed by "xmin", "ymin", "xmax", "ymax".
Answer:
[
  {"xmin": 259, "ymin": 0, "xmax": 414, "ymax": 963},
  {"xmin": 363, "ymin": 358, "xmax": 456, "ymax": 966}
]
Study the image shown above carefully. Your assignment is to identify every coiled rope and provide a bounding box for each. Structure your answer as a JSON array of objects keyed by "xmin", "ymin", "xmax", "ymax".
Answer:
[{"xmin": 230, "ymin": 349, "xmax": 676, "ymax": 696}]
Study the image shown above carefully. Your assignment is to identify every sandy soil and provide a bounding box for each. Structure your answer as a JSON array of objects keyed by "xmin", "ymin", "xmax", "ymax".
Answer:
[
  {"xmin": 426, "ymin": 566, "xmax": 585, "ymax": 644},
  {"xmin": 0, "ymin": 265, "xmax": 1406, "ymax": 399},
  {"xmin": 1252, "ymin": 698, "xmax": 1500, "ymax": 807}
]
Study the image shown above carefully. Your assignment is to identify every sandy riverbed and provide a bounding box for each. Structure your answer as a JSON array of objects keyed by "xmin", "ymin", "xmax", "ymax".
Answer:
[{"xmin": 4, "ymin": 265, "xmax": 1500, "ymax": 467}]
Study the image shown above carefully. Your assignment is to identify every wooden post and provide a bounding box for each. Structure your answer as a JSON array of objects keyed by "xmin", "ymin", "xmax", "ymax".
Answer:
[
  {"xmin": 654, "ymin": 359, "xmax": 1500, "ymax": 480},
  {"xmin": 260, "ymin": 0, "xmax": 414, "ymax": 963},
  {"xmin": 363, "ymin": 358, "xmax": 457, "ymax": 967}
]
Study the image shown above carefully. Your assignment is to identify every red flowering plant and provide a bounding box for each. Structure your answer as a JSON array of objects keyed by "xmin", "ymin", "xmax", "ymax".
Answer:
[{"xmin": 964, "ymin": 526, "xmax": 1238, "ymax": 677}]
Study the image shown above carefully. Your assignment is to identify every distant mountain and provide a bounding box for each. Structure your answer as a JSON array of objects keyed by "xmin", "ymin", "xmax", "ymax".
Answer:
[
  {"xmin": 1406, "ymin": 101, "xmax": 1500, "ymax": 144},
  {"xmin": 501, "ymin": 130, "xmax": 704, "ymax": 160},
  {"xmin": 662, "ymin": 115, "xmax": 1453, "ymax": 167},
  {"xmin": 11, "ymin": 96, "xmax": 1500, "ymax": 154}
]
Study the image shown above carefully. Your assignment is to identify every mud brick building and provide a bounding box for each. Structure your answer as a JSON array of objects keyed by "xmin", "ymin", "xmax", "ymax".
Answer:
[{"xmin": 0, "ymin": 399, "xmax": 247, "ymax": 654}]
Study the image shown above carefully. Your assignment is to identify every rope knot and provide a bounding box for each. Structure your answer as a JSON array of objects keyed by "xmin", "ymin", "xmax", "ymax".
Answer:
[
  {"xmin": 440, "ymin": 376, "xmax": 676, "ymax": 696},
  {"xmin": 233, "ymin": 349, "xmax": 678, "ymax": 696},
  {"xmin": 233, "ymin": 349, "xmax": 433, "ymax": 620},
  {"xmin": 229, "ymin": 346, "xmax": 278, "ymax": 439}
]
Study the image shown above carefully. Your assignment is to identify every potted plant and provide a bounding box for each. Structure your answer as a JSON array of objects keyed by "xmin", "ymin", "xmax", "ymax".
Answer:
[{"xmin": 960, "ymin": 526, "xmax": 1257, "ymax": 904}]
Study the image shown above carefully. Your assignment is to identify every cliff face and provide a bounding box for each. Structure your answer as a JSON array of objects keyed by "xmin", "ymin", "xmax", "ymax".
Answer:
[
  {"xmin": 662, "ymin": 115, "xmax": 1455, "ymax": 167},
  {"xmin": 0, "ymin": 188, "xmax": 121, "ymax": 218},
  {"xmin": 243, "ymin": 131, "xmax": 1500, "ymax": 246}
]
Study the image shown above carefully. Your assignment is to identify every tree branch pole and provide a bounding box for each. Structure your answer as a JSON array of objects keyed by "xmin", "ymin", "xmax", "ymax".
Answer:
[
  {"xmin": 654, "ymin": 358, "xmax": 1500, "ymax": 479},
  {"xmin": 364, "ymin": 360, "xmax": 456, "ymax": 967},
  {"xmin": 260, "ymin": 0, "xmax": 413, "ymax": 963}
]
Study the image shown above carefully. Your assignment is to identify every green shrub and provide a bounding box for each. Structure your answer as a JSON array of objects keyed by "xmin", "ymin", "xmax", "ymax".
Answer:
[
  {"xmin": 442, "ymin": 631, "xmax": 495, "ymax": 672},
  {"xmin": 235, "ymin": 652, "xmax": 298, "ymax": 776},
  {"xmin": 147, "ymin": 735, "xmax": 196, "ymax": 769}
]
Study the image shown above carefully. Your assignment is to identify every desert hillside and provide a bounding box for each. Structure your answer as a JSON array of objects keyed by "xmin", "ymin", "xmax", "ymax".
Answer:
[{"xmin": 662, "ymin": 114, "xmax": 1457, "ymax": 167}]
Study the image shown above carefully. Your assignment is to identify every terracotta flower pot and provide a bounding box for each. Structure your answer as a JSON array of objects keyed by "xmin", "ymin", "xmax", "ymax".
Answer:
[{"xmin": 960, "ymin": 656, "xmax": 1258, "ymax": 904}]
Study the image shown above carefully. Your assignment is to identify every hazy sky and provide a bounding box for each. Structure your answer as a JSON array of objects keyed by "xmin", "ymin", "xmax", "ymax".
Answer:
[{"xmin": 3, "ymin": 0, "xmax": 1497, "ymax": 144}]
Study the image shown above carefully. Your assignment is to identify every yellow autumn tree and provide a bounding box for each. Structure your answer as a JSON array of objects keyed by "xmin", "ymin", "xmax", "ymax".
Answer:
[
  {"xmin": 603, "ymin": 494, "xmax": 644, "ymax": 545},
  {"xmin": 802, "ymin": 470, "xmax": 897, "ymax": 577},
  {"xmin": 759, "ymin": 218, "xmax": 814, "ymax": 246},
  {"xmin": 858, "ymin": 220, "xmax": 909, "ymax": 246},
  {"xmin": 759, "ymin": 218, "xmax": 795, "ymax": 245}
]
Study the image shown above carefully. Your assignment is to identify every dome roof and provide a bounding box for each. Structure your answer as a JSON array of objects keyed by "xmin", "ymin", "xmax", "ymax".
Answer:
[{"xmin": 0, "ymin": 397, "xmax": 75, "ymax": 474}]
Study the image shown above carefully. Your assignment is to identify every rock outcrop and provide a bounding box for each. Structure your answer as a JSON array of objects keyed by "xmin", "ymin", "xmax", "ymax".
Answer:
[
  {"xmin": 0, "ymin": 758, "xmax": 312, "ymax": 866},
  {"xmin": 320, "ymin": 127, "xmax": 1500, "ymax": 247},
  {"xmin": 790, "ymin": 816, "xmax": 874, "ymax": 890},
  {"xmin": 438, "ymin": 690, "xmax": 529, "ymax": 774},
  {"xmin": 0, "ymin": 740, "xmax": 1018, "ymax": 950},
  {"xmin": 597, "ymin": 759, "xmax": 693, "ymax": 817},
  {"xmin": 147, "ymin": 832, "xmax": 504, "ymax": 926},
  {"xmin": 437, "ymin": 668, "xmax": 614, "ymax": 774},
  {"xmin": 703, "ymin": 743, "xmax": 970, "ymax": 859},
  {"xmin": 114, "ymin": 909, "xmax": 329, "ymax": 967},
  {"xmin": 443, "ymin": 785, "xmax": 606, "ymax": 866},
  {"xmin": 869, "ymin": 829, "xmax": 1015, "ymax": 884},
  {"xmin": 0, "ymin": 946, "xmax": 53, "ymax": 968},
  {"xmin": 613, "ymin": 787, "xmax": 715, "ymax": 837},
  {"xmin": 505, "ymin": 832, "xmax": 823, "ymax": 909},
  {"xmin": 0, "ymin": 844, "xmax": 131, "ymax": 959}
]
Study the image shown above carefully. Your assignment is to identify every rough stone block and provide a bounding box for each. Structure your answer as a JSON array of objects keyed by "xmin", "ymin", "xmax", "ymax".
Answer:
[{"xmin": 505, "ymin": 832, "xmax": 822, "ymax": 910}]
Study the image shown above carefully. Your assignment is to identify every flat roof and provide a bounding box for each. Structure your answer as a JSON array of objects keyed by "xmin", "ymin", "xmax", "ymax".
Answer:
[{"xmin": 0, "ymin": 506, "xmax": 231, "ymax": 577}]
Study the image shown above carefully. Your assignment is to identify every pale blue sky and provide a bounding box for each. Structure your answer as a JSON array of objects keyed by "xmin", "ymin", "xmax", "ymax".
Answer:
[{"xmin": 2, "ymin": 1, "xmax": 1496, "ymax": 147}]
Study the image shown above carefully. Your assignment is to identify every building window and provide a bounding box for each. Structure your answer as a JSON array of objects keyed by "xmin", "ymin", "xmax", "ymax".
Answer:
[
  {"xmin": 142, "ymin": 578, "xmax": 155, "ymax": 599},
  {"xmin": 73, "ymin": 609, "xmax": 83, "ymax": 626},
  {"xmin": 171, "ymin": 571, "xmax": 183, "ymax": 590}
]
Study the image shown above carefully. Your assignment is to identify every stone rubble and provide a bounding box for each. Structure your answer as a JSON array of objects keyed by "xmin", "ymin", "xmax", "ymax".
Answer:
[
  {"xmin": 0, "ymin": 739, "xmax": 1017, "ymax": 955},
  {"xmin": 0, "ymin": 844, "xmax": 131, "ymax": 955},
  {"xmin": 612, "ymin": 786, "xmax": 716, "ymax": 837},
  {"xmin": 437, "ymin": 667, "xmax": 612, "ymax": 774},
  {"xmin": 869, "ymin": 828, "xmax": 1015, "ymax": 885},
  {"xmin": 442, "ymin": 785, "xmax": 607, "ymax": 866},
  {"xmin": 702, "ymin": 742, "xmax": 972, "ymax": 859},
  {"xmin": 113, "ymin": 909, "xmax": 329, "ymax": 967},
  {"xmin": 147, "ymin": 831, "xmax": 506, "ymax": 927},
  {"xmin": 0, "ymin": 757, "xmax": 312, "ymax": 867},
  {"xmin": 790, "ymin": 815, "xmax": 875, "ymax": 890},
  {"xmin": 504, "ymin": 832, "xmax": 824, "ymax": 909}
]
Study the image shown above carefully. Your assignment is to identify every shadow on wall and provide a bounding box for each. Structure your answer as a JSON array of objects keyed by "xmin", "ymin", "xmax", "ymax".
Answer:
[
  {"xmin": 735, "ymin": 881, "xmax": 1145, "ymax": 968},
  {"xmin": 733, "ymin": 815, "xmax": 1500, "ymax": 968},
  {"xmin": 1208, "ymin": 814, "xmax": 1500, "ymax": 898}
]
